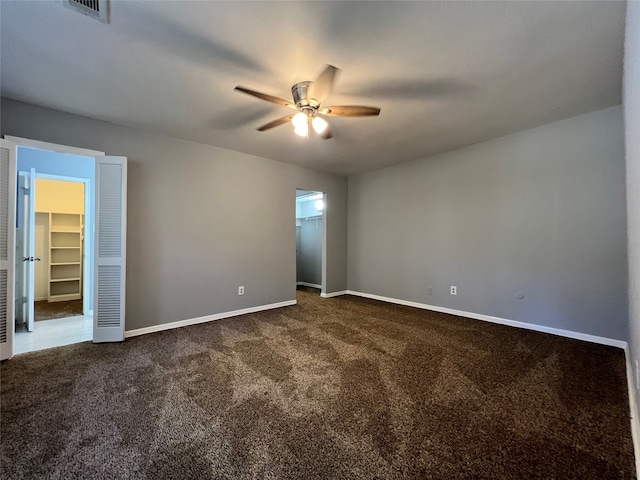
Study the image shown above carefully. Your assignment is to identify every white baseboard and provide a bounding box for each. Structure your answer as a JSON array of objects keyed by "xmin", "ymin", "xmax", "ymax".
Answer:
[
  {"xmin": 124, "ymin": 299, "xmax": 297, "ymax": 338},
  {"xmin": 296, "ymin": 282, "xmax": 321, "ymax": 289},
  {"xmin": 625, "ymin": 348, "xmax": 640, "ymax": 479},
  {"xmin": 345, "ymin": 290, "xmax": 627, "ymax": 349},
  {"xmin": 35, "ymin": 296, "xmax": 47, "ymax": 302},
  {"xmin": 321, "ymin": 290, "xmax": 347, "ymax": 298}
]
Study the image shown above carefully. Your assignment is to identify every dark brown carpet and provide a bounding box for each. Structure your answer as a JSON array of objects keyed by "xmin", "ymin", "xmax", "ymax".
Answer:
[
  {"xmin": 0, "ymin": 287, "xmax": 635, "ymax": 479},
  {"xmin": 34, "ymin": 299, "xmax": 83, "ymax": 321}
]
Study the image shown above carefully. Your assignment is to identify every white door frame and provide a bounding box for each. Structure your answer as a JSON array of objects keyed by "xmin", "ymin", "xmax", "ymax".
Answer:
[
  {"xmin": 4, "ymin": 135, "xmax": 105, "ymax": 332},
  {"xmin": 4, "ymin": 136, "xmax": 105, "ymax": 158},
  {"xmin": 35, "ymin": 173, "xmax": 92, "ymax": 315}
]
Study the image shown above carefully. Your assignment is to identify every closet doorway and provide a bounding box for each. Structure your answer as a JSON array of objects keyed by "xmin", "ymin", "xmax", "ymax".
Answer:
[
  {"xmin": 14, "ymin": 146, "xmax": 95, "ymax": 354},
  {"xmin": 295, "ymin": 189, "xmax": 325, "ymax": 296},
  {"xmin": 1, "ymin": 137, "xmax": 127, "ymax": 361}
]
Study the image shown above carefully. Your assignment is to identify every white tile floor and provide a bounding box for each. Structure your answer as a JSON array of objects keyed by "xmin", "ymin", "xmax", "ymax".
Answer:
[{"xmin": 14, "ymin": 315, "xmax": 93, "ymax": 355}]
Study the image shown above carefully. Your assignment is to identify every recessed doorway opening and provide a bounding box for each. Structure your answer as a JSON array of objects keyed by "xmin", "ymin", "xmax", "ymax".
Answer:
[
  {"xmin": 14, "ymin": 146, "xmax": 95, "ymax": 354},
  {"xmin": 1, "ymin": 136, "xmax": 127, "ymax": 361},
  {"xmin": 295, "ymin": 189, "xmax": 325, "ymax": 297}
]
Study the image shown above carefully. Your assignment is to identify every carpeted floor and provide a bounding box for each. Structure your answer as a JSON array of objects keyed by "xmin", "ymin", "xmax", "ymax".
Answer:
[
  {"xmin": 34, "ymin": 299, "xmax": 83, "ymax": 321},
  {"xmin": 0, "ymin": 287, "xmax": 635, "ymax": 479}
]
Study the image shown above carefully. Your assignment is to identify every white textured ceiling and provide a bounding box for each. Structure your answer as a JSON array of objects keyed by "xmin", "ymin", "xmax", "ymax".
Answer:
[{"xmin": 0, "ymin": 1, "xmax": 625, "ymax": 175}]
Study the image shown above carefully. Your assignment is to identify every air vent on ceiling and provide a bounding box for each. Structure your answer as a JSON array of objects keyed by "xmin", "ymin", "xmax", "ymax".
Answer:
[{"xmin": 64, "ymin": 0, "xmax": 109, "ymax": 23}]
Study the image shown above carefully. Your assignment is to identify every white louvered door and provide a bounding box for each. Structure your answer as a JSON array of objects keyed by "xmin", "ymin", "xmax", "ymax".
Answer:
[
  {"xmin": 93, "ymin": 156, "xmax": 127, "ymax": 343},
  {"xmin": 0, "ymin": 140, "xmax": 17, "ymax": 360}
]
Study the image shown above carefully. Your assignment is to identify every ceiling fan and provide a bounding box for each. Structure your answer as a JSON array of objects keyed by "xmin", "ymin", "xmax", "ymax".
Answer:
[{"xmin": 234, "ymin": 65, "xmax": 381, "ymax": 139}]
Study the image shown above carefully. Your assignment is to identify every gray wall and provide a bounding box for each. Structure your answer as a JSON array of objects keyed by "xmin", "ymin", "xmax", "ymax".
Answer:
[
  {"xmin": 625, "ymin": 1, "xmax": 640, "ymax": 414},
  {"xmin": 348, "ymin": 105, "xmax": 627, "ymax": 340},
  {"xmin": 1, "ymin": 98, "xmax": 348, "ymax": 331}
]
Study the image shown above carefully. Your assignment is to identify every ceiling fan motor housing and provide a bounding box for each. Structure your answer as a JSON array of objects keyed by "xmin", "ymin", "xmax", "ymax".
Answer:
[{"xmin": 291, "ymin": 81, "xmax": 319, "ymax": 112}]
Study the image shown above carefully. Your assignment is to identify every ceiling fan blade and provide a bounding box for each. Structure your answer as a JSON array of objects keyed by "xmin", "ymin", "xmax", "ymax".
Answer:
[
  {"xmin": 308, "ymin": 65, "xmax": 340, "ymax": 103},
  {"xmin": 319, "ymin": 106, "xmax": 381, "ymax": 117},
  {"xmin": 256, "ymin": 115, "xmax": 295, "ymax": 131},
  {"xmin": 235, "ymin": 86, "xmax": 297, "ymax": 109}
]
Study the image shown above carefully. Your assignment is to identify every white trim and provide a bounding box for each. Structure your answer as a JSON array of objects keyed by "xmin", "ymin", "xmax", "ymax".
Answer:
[
  {"xmin": 624, "ymin": 347, "xmax": 640, "ymax": 478},
  {"xmin": 345, "ymin": 290, "xmax": 627, "ymax": 349},
  {"xmin": 297, "ymin": 282, "xmax": 321, "ymax": 289},
  {"xmin": 4, "ymin": 136, "xmax": 105, "ymax": 157},
  {"xmin": 321, "ymin": 192, "xmax": 327, "ymax": 295},
  {"xmin": 124, "ymin": 299, "xmax": 297, "ymax": 338},
  {"xmin": 320, "ymin": 290, "xmax": 347, "ymax": 298}
]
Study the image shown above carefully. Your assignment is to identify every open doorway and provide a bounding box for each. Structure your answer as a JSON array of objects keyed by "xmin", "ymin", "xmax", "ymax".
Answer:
[
  {"xmin": 296, "ymin": 189, "xmax": 325, "ymax": 297},
  {"xmin": 14, "ymin": 146, "xmax": 95, "ymax": 354},
  {"xmin": 1, "ymin": 136, "xmax": 127, "ymax": 360}
]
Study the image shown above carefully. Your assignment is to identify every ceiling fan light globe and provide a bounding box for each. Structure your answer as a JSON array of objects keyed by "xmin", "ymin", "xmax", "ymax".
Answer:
[
  {"xmin": 292, "ymin": 112, "xmax": 308, "ymax": 128},
  {"xmin": 312, "ymin": 116, "xmax": 328, "ymax": 134},
  {"xmin": 294, "ymin": 124, "xmax": 309, "ymax": 137}
]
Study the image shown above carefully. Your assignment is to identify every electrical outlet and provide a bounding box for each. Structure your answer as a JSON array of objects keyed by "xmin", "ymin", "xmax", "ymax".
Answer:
[
  {"xmin": 427, "ymin": 287, "xmax": 433, "ymax": 295},
  {"xmin": 238, "ymin": 286, "xmax": 245, "ymax": 295},
  {"xmin": 450, "ymin": 286, "xmax": 457, "ymax": 295}
]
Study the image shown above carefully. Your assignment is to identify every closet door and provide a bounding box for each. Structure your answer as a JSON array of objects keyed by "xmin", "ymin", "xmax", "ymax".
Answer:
[
  {"xmin": 93, "ymin": 156, "xmax": 127, "ymax": 343},
  {"xmin": 0, "ymin": 140, "xmax": 17, "ymax": 360},
  {"xmin": 16, "ymin": 169, "xmax": 36, "ymax": 332}
]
